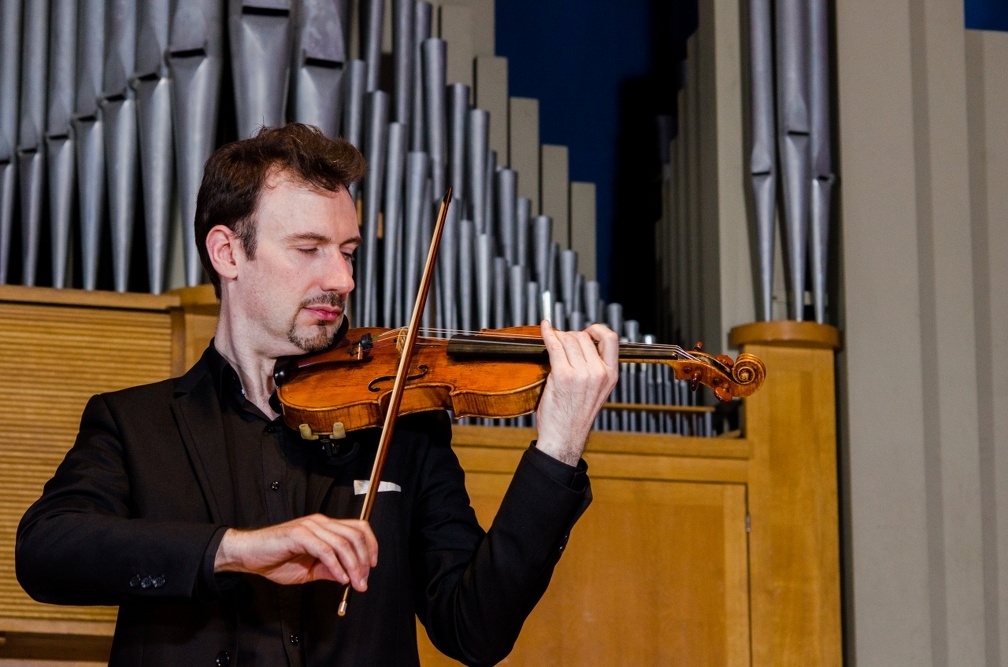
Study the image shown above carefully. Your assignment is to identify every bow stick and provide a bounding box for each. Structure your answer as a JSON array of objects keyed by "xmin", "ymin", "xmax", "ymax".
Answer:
[{"xmin": 338, "ymin": 186, "xmax": 453, "ymax": 616}]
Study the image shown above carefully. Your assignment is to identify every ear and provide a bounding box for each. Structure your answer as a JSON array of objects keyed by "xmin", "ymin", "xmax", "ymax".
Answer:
[{"xmin": 205, "ymin": 225, "xmax": 241, "ymax": 285}]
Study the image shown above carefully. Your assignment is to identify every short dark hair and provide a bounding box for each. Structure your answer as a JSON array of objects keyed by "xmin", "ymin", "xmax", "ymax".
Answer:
[{"xmin": 194, "ymin": 124, "xmax": 367, "ymax": 297}]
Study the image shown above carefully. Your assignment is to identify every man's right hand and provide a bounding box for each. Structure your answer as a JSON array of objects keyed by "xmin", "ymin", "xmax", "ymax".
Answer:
[{"xmin": 214, "ymin": 514, "xmax": 378, "ymax": 591}]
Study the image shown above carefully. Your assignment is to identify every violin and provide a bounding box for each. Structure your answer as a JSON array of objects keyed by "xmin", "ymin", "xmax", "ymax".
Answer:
[{"xmin": 274, "ymin": 323, "xmax": 766, "ymax": 440}]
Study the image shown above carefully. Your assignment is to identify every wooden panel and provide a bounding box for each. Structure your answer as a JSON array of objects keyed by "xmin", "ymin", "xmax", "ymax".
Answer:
[
  {"xmin": 417, "ymin": 473, "xmax": 751, "ymax": 666},
  {"xmin": 570, "ymin": 181, "xmax": 597, "ymax": 280},
  {"xmin": 508, "ymin": 97, "xmax": 540, "ymax": 211},
  {"xmin": 0, "ymin": 295, "xmax": 177, "ymax": 629},
  {"xmin": 439, "ymin": 4, "xmax": 474, "ymax": 88},
  {"xmin": 474, "ymin": 55, "xmax": 509, "ymax": 162},
  {"xmin": 540, "ymin": 144, "xmax": 570, "ymax": 248}
]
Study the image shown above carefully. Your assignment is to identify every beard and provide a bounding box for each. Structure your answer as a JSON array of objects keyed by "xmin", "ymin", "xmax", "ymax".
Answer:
[{"xmin": 287, "ymin": 292, "xmax": 346, "ymax": 353}]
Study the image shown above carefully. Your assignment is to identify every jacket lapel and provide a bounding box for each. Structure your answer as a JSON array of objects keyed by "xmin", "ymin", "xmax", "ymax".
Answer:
[{"xmin": 170, "ymin": 354, "xmax": 236, "ymax": 525}]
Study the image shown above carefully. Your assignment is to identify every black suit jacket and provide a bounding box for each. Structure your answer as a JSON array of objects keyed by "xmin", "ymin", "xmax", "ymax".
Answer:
[{"xmin": 16, "ymin": 348, "xmax": 591, "ymax": 666}]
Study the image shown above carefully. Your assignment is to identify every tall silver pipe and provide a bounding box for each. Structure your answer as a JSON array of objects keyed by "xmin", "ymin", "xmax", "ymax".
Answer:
[
  {"xmin": 508, "ymin": 263, "xmax": 525, "ymax": 327},
  {"xmin": 496, "ymin": 168, "xmax": 517, "ymax": 264},
  {"xmin": 134, "ymin": 0, "xmax": 174, "ymax": 294},
  {"xmin": 493, "ymin": 256, "xmax": 507, "ymax": 328},
  {"xmin": 422, "ymin": 38, "xmax": 447, "ymax": 198},
  {"xmin": 359, "ymin": 90, "xmax": 389, "ymax": 326},
  {"xmin": 484, "ymin": 150, "xmax": 496, "ymax": 236},
  {"xmin": 229, "ymin": 0, "xmax": 292, "ymax": 139},
  {"xmin": 448, "ymin": 83, "xmax": 469, "ymax": 207},
  {"xmin": 568, "ymin": 310, "xmax": 584, "ymax": 332},
  {"xmin": 411, "ymin": 2, "xmax": 432, "ymax": 151},
  {"xmin": 809, "ymin": 0, "xmax": 834, "ymax": 324},
  {"xmin": 169, "ymin": 0, "xmax": 224, "ymax": 287},
  {"xmin": 546, "ymin": 241, "xmax": 558, "ymax": 296},
  {"xmin": 515, "ymin": 196, "xmax": 531, "ymax": 269},
  {"xmin": 392, "ymin": 0, "xmax": 414, "ymax": 127},
  {"xmin": 420, "ymin": 178, "xmax": 434, "ymax": 333},
  {"xmin": 606, "ymin": 302, "xmax": 623, "ymax": 430},
  {"xmin": 624, "ymin": 319, "xmax": 640, "ymax": 432},
  {"xmin": 360, "ymin": 0, "xmax": 383, "ymax": 92},
  {"xmin": 0, "ymin": 0, "xmax": 22, "ymax": 284},
  {"xmin": 102, "ymin": 0, "xmax": 139, "ymax": 292},
  {"xmin": 382, "ymin": 122, "xmax": 408, "ymax": 326},
  {"xmin": 559, "ymin": 249, "xmax": 577, "ymax": 311},
  {"xmin": 46, "ymin": 0, "xmax": 78, "ymax": 289},
  {"xmin": 437, "ymin": 199, "xmax": 459, "ymax": 332},
  {"xmin": 476, "ymin": 232, "xmax": 492, "ymax": 330},
  {"xmin": 643, "ymin": 333, "xmax": 657, "ymax": 433},
  {"xmin": 572, "ymin": 273, "xmax": 583, "ymax": 315},
  {"xmin": 75, "ymin": 0, "xmax": 106, "ymax": 290},
  {"xmin": 525, "ymin": 281, "xmax": 539, "ymax": 326},
  {"xmin": 342, "ymin": 58, "xmax": 366, "ymax": 201},
  {"xmin": 467, "ymin": 108, "xmax": 489, "ymax": 229},
  {"xmin": 402, "ymin": 150, "xmax": 429, "ymax": 325},
  {"xmin": 532, "ymin": 215, "xmax": 551, "ymax": 292},
  {"xmin": 292, "ymin": 0, "xmax": 349, "ymax": 138},
  {"xmin": 584, "ymin": 279, "xmax": 600, "ymax": 324},
  {"xmin": 17, "ymin": 0, "xmax": 48, "ymax": 286},
  {"xmin": 748, "ymin": 0, "xmax": 777, "ymax": 321},
  {"xmin": 458, "ymin": 218, "xmax": 475, "ymax": 332},
  {"xmin": 775, "ymin": 0, "xmax": 810, "ymax": 321},
  {"xmin": 552, "ymin": 301, "xmax": 566, "ymax": 331}
]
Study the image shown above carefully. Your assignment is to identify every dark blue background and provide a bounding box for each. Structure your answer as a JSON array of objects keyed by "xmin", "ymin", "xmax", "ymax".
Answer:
[
  {"xmin": 496, "ymin": 1, "xmax": 697, "ymax": 332},
  {"xmin": 966, "ymin": 0, "xmax": 1008, "ymax": 30}
]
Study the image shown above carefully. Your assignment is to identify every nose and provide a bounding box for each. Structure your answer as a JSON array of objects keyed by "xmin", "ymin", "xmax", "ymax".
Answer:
[{"xmin": 321, "ymin": 252, "xmax": 355, "ymax": 295}]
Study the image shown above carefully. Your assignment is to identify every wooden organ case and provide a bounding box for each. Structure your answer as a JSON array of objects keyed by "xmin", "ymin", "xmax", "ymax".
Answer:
[{"xmin": 0, "ymin": 285, "xmax": 842, "ymax": 665}]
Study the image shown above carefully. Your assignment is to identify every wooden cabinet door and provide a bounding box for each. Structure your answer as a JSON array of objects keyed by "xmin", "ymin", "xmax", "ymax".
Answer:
[{"xmin": 418, "ymin": 474, "xmax": 751, "ymax": 666}]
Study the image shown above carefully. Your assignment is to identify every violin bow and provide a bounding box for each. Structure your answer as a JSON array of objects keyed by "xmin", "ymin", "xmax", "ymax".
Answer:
[{"xmin": 338, "ymin": 186, "xmax": 453, "ymax": 616}]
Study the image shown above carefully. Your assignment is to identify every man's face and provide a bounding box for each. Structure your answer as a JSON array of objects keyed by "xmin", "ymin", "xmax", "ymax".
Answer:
[{"xmin": 231, "ymin": 172, "xmax": 360, "ymax": 357}]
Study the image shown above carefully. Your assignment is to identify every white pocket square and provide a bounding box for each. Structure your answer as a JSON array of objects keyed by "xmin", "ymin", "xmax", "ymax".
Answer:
[{"xmin": 354, "ymin": 480, "xmax": 402, "ymax": 495}]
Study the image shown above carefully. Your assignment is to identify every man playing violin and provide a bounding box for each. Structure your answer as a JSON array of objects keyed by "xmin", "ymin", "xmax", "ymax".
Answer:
[{"xmin": 16, "ymin": 124, "xmax": 619, "ymax": 666}]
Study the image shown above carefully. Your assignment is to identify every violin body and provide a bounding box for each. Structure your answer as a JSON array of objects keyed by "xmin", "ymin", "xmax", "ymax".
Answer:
[
  {"xmin": 275, "ymin": 325, "xmax": 767, "ymax": 438},
  {"xmin": 276, "ymin": 326, "xmax": 551, "ymax": 436}
]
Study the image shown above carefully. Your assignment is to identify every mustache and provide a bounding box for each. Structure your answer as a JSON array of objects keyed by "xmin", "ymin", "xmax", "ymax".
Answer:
[{"xmin": 300, "ymin": 292, "xmax": 345, "ymax": 310}]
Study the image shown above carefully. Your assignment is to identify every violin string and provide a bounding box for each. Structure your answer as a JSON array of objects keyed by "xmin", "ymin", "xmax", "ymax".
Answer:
[{"xmin": 361, "ymin": 327, "xmax": 709, "ymax": 364}]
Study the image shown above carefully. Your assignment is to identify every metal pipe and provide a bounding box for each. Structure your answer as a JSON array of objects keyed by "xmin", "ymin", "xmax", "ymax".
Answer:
[
  {"xmin": 422, "ymin": 38, "xmax": 447, "ymax": 199},
  {"xmin": 411, "ymin": 2, "xmax": 432, "ymax": 151},
  {"xmin": 458, "ymin": 218, "xmax": 475, "ymax": 332},
  {"xmin": 0, "ymin": 0, "xmax": 22, "ymax": 284},
  {"xmin": 392, "ymin": 0, "xmax": 414, "ymax": 126},
  {"xmin": 493, "ymin": 256, "xmax": 507, "ymax": 329},
  {"xmin": 508, "ymin": 263, "xmax": 525, "ymax": 327},
  {"xmin": 748, "ymin": 0, "xmax": 777, "ymax": 321},
  {"xmin": 420, "ymin": 177, "xmax": 434, "ymax": 333},
  {"xmin": 476, "ymin": 232, "xmax": 492, "ymax": 330},
  {"xmin": 437, "ymin": 198, "xmax": 459, "ymax": 331},
  {"xmin": 134, "ymin": 0, "xmax": 173, "ymax": 294},
  {"xmin": 559, "ymin": 249, "xmax": 577, "ymax": 312},
  {"xmin": 484, "ymin": 149, "xmax": 496, "ymax": 237},
  {"xmin": 467, "ymin": 108, "xmax": 489, "ymax": 229},
  {"xmin": 360, "ymin": 0, "xmax": 383, "ymax": 92},
  {"xmin": 342, "ymin": 58, "xmax": 366, "ymax": 201},
  {"xmin": 229, "ymin": 0, "xmax": 292, "ymax": 138},
  {"xmin": 448, "ymin": 83, "xmax": 469, "ymax": 208},
  {"xmin": 515, "ymin": 196, "xmax": 531, "ymax": 269},
  {"xmin": 532, "ymin": 215, "xmax": 551, "ymax": 292},
  {"xmin": 584, "ymin": 279, "xmax": 600, "ymax": 324},
  {"xmin": 403, "ymin": 150, "xmax": 429, "ymax": 324},
  {"xmin": 382, "ymin": 123, "xmax": 408, "ymax": 326},
  {"xmin": 775, "ymin": 0, "xmax": 811, "ymax": 321},
  {"xmin": 809, "ymin": 0, "xmax": 835, "ymax": 324},
  {"xmin": 606, "ymin": 302, "xmax": 623, "ymax": 431},
  {"xmin": 47, "ymin": 0, "xmax": 78, "ymax": 289},
  {"xmin": 525, "ymin": 280, "xmax": 539, "ymax": 326},
  {"xmin": 169, "ymin": 0, "xmax": 225, "ymax": 287},
  {"xmin": 496, "ymin": 168, "xmax": 517, "ymax": 265},
  {"xmin": 102, "ymin": 0, "xmax": 140, "ymax": 292},
  {"xmin": 359, "ymin": 90, "xmax": 389, "ymax": 326},
  {"xmin": 292, "ymin": 0, "xmax": 349, "ymax": 138},
  {"xmin": 17, "ymin": 0, "xmax": 49, "ymax": 286}
]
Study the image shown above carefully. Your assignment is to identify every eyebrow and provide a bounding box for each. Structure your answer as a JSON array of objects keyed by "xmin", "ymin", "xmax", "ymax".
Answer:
[{"xmin": 284, "ymin": 232, "xmax": 363, "ymax": 246}]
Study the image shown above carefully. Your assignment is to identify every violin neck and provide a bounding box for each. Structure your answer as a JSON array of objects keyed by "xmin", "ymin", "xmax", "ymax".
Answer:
[{"xmin": 446, "ymin": 333, "xmax": 683, "ymax": 364}]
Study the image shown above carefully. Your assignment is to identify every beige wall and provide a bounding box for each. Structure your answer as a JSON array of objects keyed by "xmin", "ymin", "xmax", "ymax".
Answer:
[
  {"xmin": 835, "ymin": 1, "xmax": 1008, "ymax": 664},
  {"xmin": 692, "ymin": 0, "xmax": 1008, "ymax": 663}
]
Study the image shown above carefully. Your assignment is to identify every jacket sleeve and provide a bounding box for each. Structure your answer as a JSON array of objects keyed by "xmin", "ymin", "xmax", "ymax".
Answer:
[
  {"xmin": 16, "ymin": 392, "xmax": 224, "ymax": 606},
  {"xmin": 411, "ymin": 418, "xmax": 591, "ymax": 667}
]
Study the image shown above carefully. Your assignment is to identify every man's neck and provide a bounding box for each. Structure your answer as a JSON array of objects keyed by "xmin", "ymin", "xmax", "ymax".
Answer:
[{"xmin": 213, "ymin": 317, "xmax": 281, "ymax": 420}]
